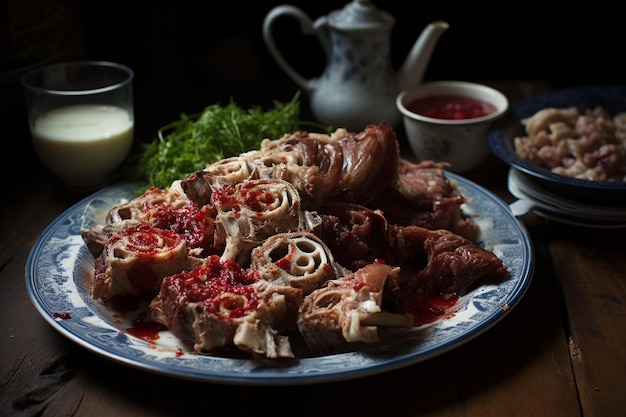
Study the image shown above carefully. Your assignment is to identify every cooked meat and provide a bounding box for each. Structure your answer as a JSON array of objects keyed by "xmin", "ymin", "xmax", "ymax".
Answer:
[
  {"xmin": 387, "ymin": 226, "xmax": 510, "ymax": 311},
  {"xmin": 316, "ymin": 203, "xmax": 508, "ymax": 300},
  {"xmin": 82, "ymin": 121, "xmax": 511, "ymax": 358},
  {"xmin": 151, "ymin": 255, "xmax": 302, "ymax": 358},
  {"xmin": 92, "ymin": 224, "xmax": 200, "ymax": 300},
  {"xmin": 317, "ymin": 202, "xmax": 392, "ymax": 271},
  {"xmin": 298, "ymin": 262, "xmax": 413, "ymax": 355},
  {"xmin": 250, "ymin": 231, "xmax": 346, "ymax": 294},
  {"xmin": 212, "ymin": 179, "xmax": 306, "ymax": 265},
  {"xmin": 375, "ymin": 159, "xmax": 479, "ymax": 241}
]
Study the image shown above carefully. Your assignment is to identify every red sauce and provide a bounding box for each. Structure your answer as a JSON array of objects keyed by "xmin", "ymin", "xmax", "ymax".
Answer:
[
  {"xmin": 109, "ymin": 224, "xmax": 183, "ymax": 258},
  {"xmin": 407, "ymin": 95, "xmax": 497, "ymax": 120},
  {"xmin": 53, "ymin": 312, "xmax": 71, "ymax": 320},
  {"xmin": 126, "ymin": 312, "xmax": 168, "ymax": 341},
  {"xmin": 211, "ymin": 184, "xmax": 239, "ymax": 210},
  {"xmin": 275, "ymin": 256, "xmax": 292, "ymax": 272},
  {"xmin": 211, "ymin": 182, "xmax": 279, "ymax": 216},
  {"xmin": 150, "ymin": 203, "xmax": 216, "ymax": 256},
  {"xmin": 352, "ymin": 280, "xmax": 367, "ymax": 291},
  {"xmin": 240, "ymin": 183, "xmax": 267, "ymax": 212},
  {"xmin": 411, "ymin": 294, "xmax": 459, "ymax": 326},
  {"xmin": 165, "ymin": 255, "xmax": 261, "ymax": 319}
]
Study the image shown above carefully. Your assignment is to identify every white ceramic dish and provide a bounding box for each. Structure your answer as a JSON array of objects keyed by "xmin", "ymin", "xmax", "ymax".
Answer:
[
  {"xmin": 25, "ymin": 175, "xmax": 533, "ymax": 386},
  {"xmin": 508, "ymin": 168, "xmax": 626, "ymax": 219},
  {"xmin": 397, "ymin": 81, "xmax": 508, "ymax": 173},
  {"xmin": 508, "ymin": 169, "xmax": 626, "ymax": 229}
]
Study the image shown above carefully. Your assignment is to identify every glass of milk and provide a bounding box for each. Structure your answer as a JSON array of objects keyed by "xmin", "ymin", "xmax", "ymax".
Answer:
[{"xmin": 21, "ymin": 61, "xmax": 134, "ymax": 190}]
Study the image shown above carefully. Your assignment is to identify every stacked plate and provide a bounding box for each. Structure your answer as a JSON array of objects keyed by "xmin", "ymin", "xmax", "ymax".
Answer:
[
  {"xmin": 507, "ymin": 168, "xmax": 626, "ymax": 228},
  {"xmin": 489, "ymin": 85, "xmax": 626, "ymax": 228}
]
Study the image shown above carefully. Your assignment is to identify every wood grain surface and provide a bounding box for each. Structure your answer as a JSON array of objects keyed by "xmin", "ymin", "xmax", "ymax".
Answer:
[{"xmin": 2, "ymin": 81, "xmax": 624, "ymax": 417}]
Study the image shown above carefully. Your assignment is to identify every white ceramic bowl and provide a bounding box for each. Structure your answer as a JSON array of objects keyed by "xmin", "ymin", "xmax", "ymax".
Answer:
[{"xmin": 397, "ymin": 81, "xmax": 508, "ymax": 173}]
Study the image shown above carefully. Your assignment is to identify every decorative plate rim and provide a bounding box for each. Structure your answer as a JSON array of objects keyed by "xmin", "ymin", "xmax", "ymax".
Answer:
[{"xmin": 25, "ymin": 174, "xmax": 534, "ymax": 385}]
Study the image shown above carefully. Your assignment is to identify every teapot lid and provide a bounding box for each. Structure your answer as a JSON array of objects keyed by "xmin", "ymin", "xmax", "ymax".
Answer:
[{"xmin": 328, "ymin": 0, "xmax": 394, "ymax": 31}]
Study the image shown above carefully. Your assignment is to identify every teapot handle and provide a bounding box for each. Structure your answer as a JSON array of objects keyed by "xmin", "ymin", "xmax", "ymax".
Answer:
[{"xmin": 263, "ymin": 5, "xmax": 328, "ymax": 93}]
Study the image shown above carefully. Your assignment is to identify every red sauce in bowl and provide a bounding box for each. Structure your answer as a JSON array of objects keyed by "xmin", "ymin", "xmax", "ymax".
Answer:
[{"xmin": 406, "ymin": 95, "xmax": 497, "ymax": 120}]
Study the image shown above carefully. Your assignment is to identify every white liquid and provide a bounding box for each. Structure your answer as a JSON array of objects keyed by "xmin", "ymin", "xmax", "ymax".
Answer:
[{"xmin": 31, "ymin": 104, "xmax": 133, "ymax": 187}]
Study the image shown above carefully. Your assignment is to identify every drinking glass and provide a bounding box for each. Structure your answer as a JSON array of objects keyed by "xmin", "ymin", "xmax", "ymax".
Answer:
[{"xmin": 22, "ymin": 61, "xmax": 134, "ymax": 190}]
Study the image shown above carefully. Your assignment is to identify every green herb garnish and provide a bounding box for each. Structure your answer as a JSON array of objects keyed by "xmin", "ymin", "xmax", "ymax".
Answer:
[{"xmin": 130, "ymin": 91, "xmax": 329, "ymax": 189}]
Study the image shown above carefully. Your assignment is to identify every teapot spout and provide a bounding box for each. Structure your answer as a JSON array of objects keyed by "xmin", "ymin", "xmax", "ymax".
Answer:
[{"xmin": 397, "ymin": 21, "xmax": 449, "ymax": 91}]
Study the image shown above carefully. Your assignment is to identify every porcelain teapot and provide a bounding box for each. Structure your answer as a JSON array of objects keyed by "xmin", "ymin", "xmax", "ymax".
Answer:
[{"xmin": 263, "ymin": 0, "xmax": 448, "ymax": 131}]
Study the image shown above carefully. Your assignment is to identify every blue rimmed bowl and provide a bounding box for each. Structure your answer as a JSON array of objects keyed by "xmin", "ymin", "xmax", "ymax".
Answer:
[{"xmin": 488, "ymin": 85, "xmax": 626, "ymax": 205}]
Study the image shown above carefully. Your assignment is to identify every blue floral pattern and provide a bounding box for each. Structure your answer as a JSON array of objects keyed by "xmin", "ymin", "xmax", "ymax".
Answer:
[{"xmin": 26, "ymin": 175, "xmax": 533, "ymax": 385}]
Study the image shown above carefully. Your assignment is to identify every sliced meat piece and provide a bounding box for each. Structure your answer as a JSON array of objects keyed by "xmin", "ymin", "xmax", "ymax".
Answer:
[
  {"xmin": 211, "ymin": 179, "xmax": 306, "ymax": 265},
  {"xmin": 81, "ymin": 184, "xmax": 215, "ymax": 258},
  {"xmin": 332, "ymin": 121, "xmax": 400, "ymax": 203},
  {"xmin": 150, "ymin": 255, "xmax": 302, "ymax": 358},
  {"xmin": 388, "ymin": 226, "xmax": 510, "ymax": 311},
  {"xmin": 250, "ymin": 231, "xmax": 345, "ymax": 294},
  {"xmin": 375, "ymin": 159, "xmax": 479, "ymax": 241},
  {"xmin": 317, "ymin": 202, "xmax": 392, "ymax": 271},
  {"xmin": 297, "ymin": 262, "xmax": 412, "ymax": 355},
  {"xmin": 254, "ymin": 121, "xmax": 400, "ymax": 205},
  {"xmin": 92, "ymin": 224, "xmax": 200, "ymax": 300}
]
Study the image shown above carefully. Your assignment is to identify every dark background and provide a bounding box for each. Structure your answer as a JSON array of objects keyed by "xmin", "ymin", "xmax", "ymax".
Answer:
[{"xmin": 2, "ymin": 0, "xmax": 623, "ymax": 178}]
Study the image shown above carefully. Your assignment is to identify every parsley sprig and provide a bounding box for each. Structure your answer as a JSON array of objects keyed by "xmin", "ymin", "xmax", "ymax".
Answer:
[{"xmin": 131, "ymin": 92, "xmax": 327, "ymax": 189}]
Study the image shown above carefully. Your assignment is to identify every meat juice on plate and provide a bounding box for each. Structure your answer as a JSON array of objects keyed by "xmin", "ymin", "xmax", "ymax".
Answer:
[
  {"xmin": 407, "ymin": 95, "xmax": 497, "ymax": 120},
  {"xmin": 31, "ymin": 104, "xmax": 133, "ymax": 187}
]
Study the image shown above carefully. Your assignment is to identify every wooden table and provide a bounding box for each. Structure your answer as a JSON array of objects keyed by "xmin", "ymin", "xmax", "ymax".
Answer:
[{"xmin": 1, "ymin": 80, "xmax": 625, "ymax": 417}]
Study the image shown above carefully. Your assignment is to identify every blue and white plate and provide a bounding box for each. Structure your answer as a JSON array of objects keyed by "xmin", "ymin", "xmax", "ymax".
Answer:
[
  {"xmin": 25, "ymin": 174, "xmax": 534, "ymax": 385},
  {"xmin": 507, "ymin": 168, "xmax": 626, "ymax": 228}
]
